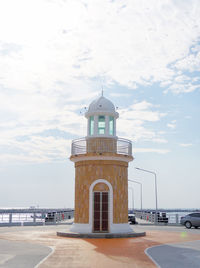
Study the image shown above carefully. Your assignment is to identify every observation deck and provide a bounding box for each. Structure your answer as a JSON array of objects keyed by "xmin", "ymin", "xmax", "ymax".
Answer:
[{"xmin": 71, "ymin": 137, "xmax": 132, "ymax": 157}]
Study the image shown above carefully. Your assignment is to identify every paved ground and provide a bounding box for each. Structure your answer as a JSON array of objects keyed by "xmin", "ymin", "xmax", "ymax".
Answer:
[
  {"xmin": 0, "ymin": 223, "xmax": 200, "ymax": 267},
  {"xmin": 0, "ymin": 239, "xmax": 51, "ymax": 268},
  {"xmin": 146, "ymin": 240, "xmax": 200, "ymax": 268}
]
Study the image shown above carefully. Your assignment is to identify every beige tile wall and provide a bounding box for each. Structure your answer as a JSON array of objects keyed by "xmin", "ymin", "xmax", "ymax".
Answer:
[{"xmin": 74, "ymin": 160, "xmax": 129, "ymax": 224}]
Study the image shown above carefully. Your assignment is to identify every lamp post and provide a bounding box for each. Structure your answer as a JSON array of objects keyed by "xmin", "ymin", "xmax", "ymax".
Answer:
[
  {"xmin": 128, "ymin": 180, "xmax": 143, "ymax": 211},
  {"xmin": 135, "ymin": 167, "xmax": 158, "ymax": 222},
  {"xmin": 128, "ymin": 187, "xmax": 134, "ymax": 211}
]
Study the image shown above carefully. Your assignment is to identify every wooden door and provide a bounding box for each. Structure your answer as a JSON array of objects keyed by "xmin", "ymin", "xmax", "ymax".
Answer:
[{"xmin": 93, "ymin": 192, "xmax": 109, "ymax": 232}]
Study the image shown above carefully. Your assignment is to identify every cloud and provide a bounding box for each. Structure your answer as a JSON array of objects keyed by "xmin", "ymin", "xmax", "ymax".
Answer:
[
  {"xmin": 120, "ymin": 101, "xmax": 166, "ymax": 122},
  {"xmin": 134, "ymin": 148, "xmax": 170, "ymax": 154},
  {"xmin": 185, "ymin": 116, "xmax": 192, "ymax": 119},
  {"xmin": 1, "ymin": 0, "xmax": 199, "ymax": 163},
  {"xmin": 0, "ymin": 95, "xmax": 168, "ymax": 163},
  {"xmin": 118, "ymin": 100, "xmax": 167, "ymax": 143},
  {"xmin": 131, "ymin": 101, "xmax": 153, "ymax": 110},
  {"xmin": 0, "ymin": 41, "xmax": 22, "ymax": 56},
  {"xmin": 151, "ymin": 138, "xmax": 168, "ymax": 144},
  {"xmin": 109, "ymin": 93, "xmax": 131, "ymax": 98},
  {"xmin": 164, "ymin": 43, "xmax": 200, "ymax": 94},
  {"xmin": 165, "ymin": 81, "xmax": 200, "ymax": 94},
  {"xmin": 0, "ymin": 135, "xmax": 72, "ymax": 164},
  {"xmin": 179, "ymin": 143, "xmax": 193, "ymax": 147},
  {"xmin": 174, "ymin": 51, "xmax": 200, "ymax": 73},
  {"xmin": 167, "ymin": 120, "xmax": 176, "ymax": 129},
  {"xmin": 0, "ymin": 0, "xmax": 200, "ymax": 92}
]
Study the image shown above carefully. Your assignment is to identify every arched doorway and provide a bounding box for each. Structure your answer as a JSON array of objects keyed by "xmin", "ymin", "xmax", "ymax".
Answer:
[{"xmin": 93, "ymin": 183, "xmax": 109, "ymax": 232}]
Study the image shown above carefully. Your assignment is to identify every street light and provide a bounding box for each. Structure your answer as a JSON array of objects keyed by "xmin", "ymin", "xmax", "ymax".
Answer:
[
  {"xmin": 135, "ymin": 167, "xmax": 158, "ymax": 222},
  {"xmin": 128, "ymin": 187, "xmax": 134, "ymax": 211},
  {"xmin": 128, "ymin": 179, "xmax": 143, "ymax": 211}
]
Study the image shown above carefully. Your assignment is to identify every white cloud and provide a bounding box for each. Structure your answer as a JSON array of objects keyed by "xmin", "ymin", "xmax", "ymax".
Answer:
[
  {"xmin": 134, "ymin": 148, "xmax": 170, "ymax": 154},
  {"xmin": 151, "ymin": 138, "xmax": 168, "ymax": 144},
  {"xmin": 179, "ymin": 143, "xmax": 193, "ymax": 147},
  {"xmin": 185, "ymin": 116, "xmax": 192, "ymax": 119},
  {"xmin": 109, "ymin": 93, "xmax": 131, "ymax": 98},
  {"xmin": 0, "ymin": 0, "xmax": 200, "ymax": 92},
  {"xmin": 174, "ymin": 75, "xmax": 190, "ymax": 83},
  {"xmin": 0, "ymin": 135, "xmax": 72, "ymax": 164},
  {"xmin": 164, "ymin": 44, "xmax": 200, "ymax": 94},
  {"xmin": 1, "ymin": 0, "xmax": 199, "ymax": 162},
  {"xmin": 167, "ymin": 124, "xmax": 175, "ymax": 129},
  {"xmin": 131, "ymin": 101, "xmax": 153, "ymax": 110},
  {"xmin": 160, "ymin": 80, "xmax": 172, "ymax": 88},
  {"xmin": 174, "ymin": 52, "xmax": 200, "ymax": 73},
  {"xmin": 0, "ymin": 95, "xmax": 169, "ymax": 162},
  {"xmin": 117, "ymin": 100, "xmax": 167, "ymax": 143},
  {"xmin": 167, "ymin": 120, "xmax": 176, "ymax": 129},
  {"xmin": 165, "ymin": 82, "xmax": 200, "ymax": 94},
  {"xmin": 120, "ymin": 101, "xmax": 166, "ymax": 123}
]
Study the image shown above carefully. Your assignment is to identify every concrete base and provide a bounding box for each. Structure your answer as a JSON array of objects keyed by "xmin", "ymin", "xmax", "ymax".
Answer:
[
  {"xmin": 70, "ymin": 222, "xmax": 133, "ymax": 234},
  {"xmin": 57, "ymin": 231, "xmax": 146, "ymax": 238}
]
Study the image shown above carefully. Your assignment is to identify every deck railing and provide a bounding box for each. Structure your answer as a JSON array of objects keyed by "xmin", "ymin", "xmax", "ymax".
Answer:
[{"xmin": 71, "ymin": 137, "xmax": 132, "ymax": 156}]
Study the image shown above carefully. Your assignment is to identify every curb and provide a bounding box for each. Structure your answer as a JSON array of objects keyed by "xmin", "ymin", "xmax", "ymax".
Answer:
[{"xmin": 57, "ymin": 231, "xmax": 146, "ymax": 239}]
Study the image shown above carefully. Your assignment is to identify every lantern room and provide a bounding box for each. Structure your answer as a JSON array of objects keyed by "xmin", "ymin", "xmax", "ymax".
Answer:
[{"xmin": 85, "ymin": 95, "xmax": 118, "ymax": 138}]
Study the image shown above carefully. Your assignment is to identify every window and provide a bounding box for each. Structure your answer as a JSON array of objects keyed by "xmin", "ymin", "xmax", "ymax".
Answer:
[
  {"xmin": 109, "ymin": 116, "xmax": 114, "ymax": 135},
  {"xmin": 190, "ymin": 213, "xmax": 200, "ymax": 218},
  {"xmin": 98, "ymin": 115, "xmax": 105, "ymax": 134},
  {"xmin": 89, "ymin": 116, "xmax": 94, "ymax": 135}
]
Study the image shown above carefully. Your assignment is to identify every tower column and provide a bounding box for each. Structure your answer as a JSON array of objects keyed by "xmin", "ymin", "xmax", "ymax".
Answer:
[
  {"xmin": 94, "ymin": 115, "xmax": 98, "ymax": 136},
  {"xmin": 105, "ymin": 115, "xmax": 109, "ymax": 136}
]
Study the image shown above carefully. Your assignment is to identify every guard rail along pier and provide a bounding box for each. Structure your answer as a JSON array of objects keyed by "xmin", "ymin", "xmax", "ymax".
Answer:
[{"xmin": 0, "ymin": 208, "xmax": 74, "ymax": 227}]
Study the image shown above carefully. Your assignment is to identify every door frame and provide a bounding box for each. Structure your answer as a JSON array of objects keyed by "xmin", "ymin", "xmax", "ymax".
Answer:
[{"xmin": 89, "ymin": 179, "xmax": 113, "ymax": 233}]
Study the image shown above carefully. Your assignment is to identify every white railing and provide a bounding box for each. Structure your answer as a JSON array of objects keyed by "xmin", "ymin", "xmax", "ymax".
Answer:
[
  {"xmin": 71, "ymin": 137, "xmax": 132, "ymax": 156},
  {"xmin": 0, "ymin": 211, "xmax": 74, "ymax": 226},
  {"xmin": 134, "ymin": 211, "xmax": 188, "ymax": 225}
]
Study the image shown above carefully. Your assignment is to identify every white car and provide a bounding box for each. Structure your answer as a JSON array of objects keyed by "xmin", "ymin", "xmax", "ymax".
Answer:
[{"xmin": 180, "ymin": 213, "xmax": 200, "ymax": 229}]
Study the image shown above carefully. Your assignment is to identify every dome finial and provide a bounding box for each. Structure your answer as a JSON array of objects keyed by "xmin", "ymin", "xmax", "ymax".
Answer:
[{"xmin": 101, "ymin": 84, "xmax": 104, "ymax": 97}]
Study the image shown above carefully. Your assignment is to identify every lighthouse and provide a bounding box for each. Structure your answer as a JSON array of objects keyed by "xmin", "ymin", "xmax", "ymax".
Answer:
[{"xmin": 70, "ymin": 94, "xmax": 133, "ymax": 233}]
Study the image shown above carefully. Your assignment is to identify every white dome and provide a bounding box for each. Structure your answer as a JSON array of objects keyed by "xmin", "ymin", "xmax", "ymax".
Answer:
[
  {"xmin": 85, "ymin": 96, "xmax": 118, "ymax": 118},
  {"xmin": 89, "ymin": 96, "xmax": 115, "ymax": 112}
]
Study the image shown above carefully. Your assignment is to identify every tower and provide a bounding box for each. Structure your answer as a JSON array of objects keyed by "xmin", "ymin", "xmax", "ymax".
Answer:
[{"xmin": 70, "ymin": 94, "xmax": 133, "ymax": 233}]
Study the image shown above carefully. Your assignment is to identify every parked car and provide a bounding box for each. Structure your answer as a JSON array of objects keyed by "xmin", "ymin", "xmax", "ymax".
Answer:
[
  {"xmin": 180, "ymin": 212, "xmax": 200, "ymax": 229},
  {"xmin": 128, "ymin": 213, "xmax": 136, "ymax": 224},
  {"xmin": 45, "ymin": 212, "xmax": 56, "ymax": 222}
]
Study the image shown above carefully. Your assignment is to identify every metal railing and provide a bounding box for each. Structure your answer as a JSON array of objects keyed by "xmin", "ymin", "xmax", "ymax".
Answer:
[
  {"xmin": 71, "ymin": 137, "xmax": 132, "ymax": 156},
  {"xmin": 0, "ymin": 210, "xmax": 74, "ymax": 227},
  {"xmin": 134, "ymin": 211, "xmax": 187, "ymax": 225}
]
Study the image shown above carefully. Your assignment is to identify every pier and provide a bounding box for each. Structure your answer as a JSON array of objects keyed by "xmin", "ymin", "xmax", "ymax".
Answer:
[
  {"xmin": 131, "ymin": 209, "xmax": 200, "ymax": 225},
  {"xmin": 0, "ymin": 208, "xmax": 74, "ymax": 227}
]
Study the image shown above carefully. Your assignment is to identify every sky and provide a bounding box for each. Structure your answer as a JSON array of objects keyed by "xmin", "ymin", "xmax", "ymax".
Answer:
[{"xmin": 0, "ymin": 0, "xmax": 200, "ymax": 209}]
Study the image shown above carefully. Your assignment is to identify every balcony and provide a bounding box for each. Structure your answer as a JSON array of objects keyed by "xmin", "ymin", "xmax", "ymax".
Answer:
[{"xmin": 71, "ymin": 137, "xmax": 132, "ymax": 156}]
